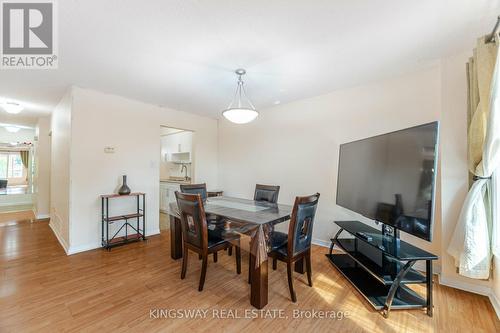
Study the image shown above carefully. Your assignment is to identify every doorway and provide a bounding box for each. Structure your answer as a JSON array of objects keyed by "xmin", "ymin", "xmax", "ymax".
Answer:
[{"xmin": 159, "ymin": 126, "xmax": 194, "ymax": 230}]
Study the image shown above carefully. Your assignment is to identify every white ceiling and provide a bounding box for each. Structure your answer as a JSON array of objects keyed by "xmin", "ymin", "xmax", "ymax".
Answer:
[{"xmin": 0, "ymin": 0, "xmax": 499, "ymax": 119}]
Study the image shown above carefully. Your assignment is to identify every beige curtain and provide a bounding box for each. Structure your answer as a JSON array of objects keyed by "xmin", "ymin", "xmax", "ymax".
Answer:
[
  {"xmin": 448, "ymin": 35, "xmax": 500, "ymax": 279},
  {"xmin": 19, "ymin": 150, "xmax": 29, "ymax": 169}
]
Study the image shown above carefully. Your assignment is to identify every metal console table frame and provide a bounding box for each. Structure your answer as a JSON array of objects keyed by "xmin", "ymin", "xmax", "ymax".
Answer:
[{"xmin": 101, "ymin": 193, "xmax": 146, "ymax": 249}]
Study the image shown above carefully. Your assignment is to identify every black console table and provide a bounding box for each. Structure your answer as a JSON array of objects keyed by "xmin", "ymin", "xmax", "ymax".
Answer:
[
  {"xmin": 101, "ymin": 193, "xmax": 146, "ymax": 249},
  {"xmin": 326, "ymin": 221, "xmax": 438, "ymax": 318}
]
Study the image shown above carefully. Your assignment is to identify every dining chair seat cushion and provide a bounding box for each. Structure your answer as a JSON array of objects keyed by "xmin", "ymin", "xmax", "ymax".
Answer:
[
  {"xmin": 270, "ymin": 231, "xmax": 288, "ymax": 250},
  {"xmin": 208, "ymin": 232, "xmax": 228, "ymax": 248},
  {"xmin": 272, "ymin": 244, "xmax": 288, "ymax": 257},
  {"xmin": 207, "ymin": 214, "xmax": 224, "ymax": 224},
  {"xmin": 207, "ymin": 229, "xmax": 239, "ymax": 248}
]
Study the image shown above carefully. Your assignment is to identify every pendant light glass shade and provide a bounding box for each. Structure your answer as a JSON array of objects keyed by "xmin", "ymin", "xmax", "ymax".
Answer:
[
  {"xmin": 222, "ymin": 108, "xmax": 259, "ymax": 124},
  {"xmin": 2, "ymin": 102, "xmax": 23, "ymax": 114},
  {"xmin": 222, "ymin": 69, "xmax": 258, "ymax": 124},
  {"xmin": 4, "ymin": 126, "xmax": 20, "ymax": 133}
]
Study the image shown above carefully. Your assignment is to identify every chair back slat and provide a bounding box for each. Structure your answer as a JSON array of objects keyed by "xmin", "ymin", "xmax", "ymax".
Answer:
[
  {"xmin": 175, "ymin": 191, "xmax": 208, "ymax": 250},
  {"xmin": 288, "ymin": 193, "xmax": 320, "ymax": 257}
]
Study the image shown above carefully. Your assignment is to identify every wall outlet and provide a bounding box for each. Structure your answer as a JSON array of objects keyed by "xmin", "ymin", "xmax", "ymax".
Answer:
[{"xmin": 104, "ymin": 146, "xmax": 115, "ymax": 153}]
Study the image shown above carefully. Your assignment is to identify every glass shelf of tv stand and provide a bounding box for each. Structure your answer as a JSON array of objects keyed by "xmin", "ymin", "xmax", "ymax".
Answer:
[
  {"xmin": 334, "ymin": 221, "xmax": 438, "ymax": 261},
  {"xmin": 327, "ymin": 221, "xmax": 437, "ymax": 315},
  {"xmin": 333, "ymin": 238, "xmax": 427, "ymax": 285}
]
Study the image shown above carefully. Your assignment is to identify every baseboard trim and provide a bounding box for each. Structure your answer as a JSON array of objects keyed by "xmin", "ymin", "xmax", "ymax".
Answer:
[
  {"xmin": 0, "ymin": 201, "xmax": 32, "ymax": 207},
  {"xmin": 312, "ymin": 238, "xmax": 331, "ymax": 248},
  {"xmin": 413, "ymin": 261, "xmax": 441, "ymax": 275},
  {"xmin": 439, "ymin": 275, "xmax": 500, "ymax": 319},
  {"xmin": 67, "ymin": 229, "xmax": 161, "ymax": 255},
  {"xmin": 489, "ymin": 292, "xmax": 500, "ymax": 320},
  {"xmin": 147, "ymin": 229, "xmax": 161, "ymax": 237},
  {"xmin": 49, "ymin": 222, "xmax": 69, "ymax": 254},
  {"xmin": 438, "ymin": 275, "xmax": 492, "ymax": 296},
  {"xmin": 68, "ymin": 242, "xmax": 101, "ymax": 255},
  {"xmin": 0, "ymin": 204, "xmax": 33, "ymax": 213},
  {"xmin": 36, "ymin": 213, "xmax": 50, "ymax": 220}
]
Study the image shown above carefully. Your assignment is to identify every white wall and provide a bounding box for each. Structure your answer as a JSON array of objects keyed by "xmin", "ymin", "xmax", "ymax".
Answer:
[
  {"xmin": 0, "ymin": 127, "xmax": 35, "ymax": 143},
  {"xmin": 49, "ymin": 89, "xmax": 73, "ymax": 251},
  {"xmin": 67, "ymin": 87, "xmax": 218, "ymax": 253},
  {"xmin": 33, "ymin": 116, "xmax": 51, "ymax": 219},
  {"xmin": 218, "ymin": 66, "xmax": 442, "ymax": 261}
]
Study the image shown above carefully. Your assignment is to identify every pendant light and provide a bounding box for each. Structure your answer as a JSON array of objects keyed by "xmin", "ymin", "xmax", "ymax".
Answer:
[
  {"xmin": 222, "ymin": 69, "xmax": 259, "ymax": 124},
  {"xmin": 4, "ymin": 125, "xmax": 20, "ymax": 133},
  {"xmin": 1, "ymin": 102, "xmax": 23, "ymax": 114}
]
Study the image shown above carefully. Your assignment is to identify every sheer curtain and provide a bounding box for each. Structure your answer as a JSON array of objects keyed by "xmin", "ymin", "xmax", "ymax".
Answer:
[
  {"xmin": 447, "ymin": 35, "xmax": 500, "ymax": 279},
  {"xmin": 493, "ymin": 172, "xmax": 499, "ymax": 258}
]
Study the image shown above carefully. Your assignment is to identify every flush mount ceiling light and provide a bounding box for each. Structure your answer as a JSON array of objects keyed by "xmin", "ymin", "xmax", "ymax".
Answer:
[
  {"xmin": 222, "ymin": 69, "xmax": 259, "ymax": 124},
  {"xmin": 1, "ymin": 102, "xmax": 23, "ymax": 114},
  {"xmin": 4, "ymin": 126, "xmax": 20, "ymax": 133}
]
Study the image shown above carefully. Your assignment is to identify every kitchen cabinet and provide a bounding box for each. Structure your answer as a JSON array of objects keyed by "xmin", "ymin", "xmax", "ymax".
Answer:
[
  {"xmin": 160, "ymin": 182, "xmax": 181, "ymax": 213},
  {"xmin": 160, "ymin": 183, "xmax": 168, "ymax": 212},
  {"xmin": 162, "ymin": 131, "xmax": 193, "ymax": 161}
]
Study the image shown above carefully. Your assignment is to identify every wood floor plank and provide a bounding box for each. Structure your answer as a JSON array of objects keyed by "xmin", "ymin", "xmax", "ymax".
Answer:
[{"xmin": 0, "ymin": 219, "xmax": 498, "ymax": 332}]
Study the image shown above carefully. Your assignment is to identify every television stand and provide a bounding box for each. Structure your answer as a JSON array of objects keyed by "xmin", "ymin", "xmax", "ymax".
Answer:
[{"xmin": 326, "ymin": 221, "xmax": 438, "ymax": 318}]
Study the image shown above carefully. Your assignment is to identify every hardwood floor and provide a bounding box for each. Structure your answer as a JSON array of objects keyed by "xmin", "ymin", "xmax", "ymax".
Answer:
[
  {"xmin": 0, "ymin": 219, "xmax": 498, "ymax": 332},
  {"xmin": 0, "ymin": 210, "xmax": 35, "ymax": 225}
]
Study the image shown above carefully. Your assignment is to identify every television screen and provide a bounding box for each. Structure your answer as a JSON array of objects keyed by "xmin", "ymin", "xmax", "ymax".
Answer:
[{"xmin": 336, "ymin": 122, "xmax": 439, "ymax": 241}]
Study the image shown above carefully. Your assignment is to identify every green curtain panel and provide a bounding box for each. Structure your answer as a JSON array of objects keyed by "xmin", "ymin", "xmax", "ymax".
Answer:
[
  {"xmin": 448, "ymin": 35, "xmax": 500, "ymax": 279},
  {"xmin": 20, "ymin": 150, "xmax": 29, "ymax": 169}
]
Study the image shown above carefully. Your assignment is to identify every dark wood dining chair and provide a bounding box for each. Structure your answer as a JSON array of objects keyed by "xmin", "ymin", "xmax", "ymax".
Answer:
[
  {"xmin": 180, "ymin": 183, "xmax": 208, "ymax": 201},
  {"xmin": 246, "ymin": 184, "xmax": 281, "ymax": 282},
  {"xmin": 180, "ymin": 183, "xmax": 224, "ymax": 262},
  {"xmin": 175, "ymin": 191, "xmax": 241, "ymax": 291},
  {"xmin": 268, "ymin": 193, "xmax": 320, "ymax": 302},
  {"xmin": 254, "ymin": 184, "xmax": 280, "ymax": 203}
]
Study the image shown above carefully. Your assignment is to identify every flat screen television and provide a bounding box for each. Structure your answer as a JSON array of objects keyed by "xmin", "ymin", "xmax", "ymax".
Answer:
[{"xmin": 336, "ymin": 122, "xmax": 439, "ymax": 241}]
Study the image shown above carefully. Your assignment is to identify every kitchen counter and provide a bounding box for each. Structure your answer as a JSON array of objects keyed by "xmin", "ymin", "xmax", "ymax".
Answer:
[{"xmin": 160, "ymin": 178, "xmax": 192, "ymax": 185}]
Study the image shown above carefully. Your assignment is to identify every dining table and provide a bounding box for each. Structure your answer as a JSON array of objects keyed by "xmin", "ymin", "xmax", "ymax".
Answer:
[{"xmin": 168, "ymin": 196, "xmax": 301, "ymax": 309}]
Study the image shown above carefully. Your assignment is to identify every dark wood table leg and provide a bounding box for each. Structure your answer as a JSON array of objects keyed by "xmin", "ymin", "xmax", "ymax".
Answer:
[
  {"xmin": 250, "ymin": 252, "xmax": 268, "ymax": 309},
  {"xmin": 294, "ymin": 257, "xmax": 305, "ymax": 274},
  {"xmin": 169, "ymin": 215, "xmax": 183, "ymax": 259}
]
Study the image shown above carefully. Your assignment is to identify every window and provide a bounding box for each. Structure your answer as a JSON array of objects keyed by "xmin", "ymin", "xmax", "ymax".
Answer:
[
  {"xmin": 0, "ymin": 152, "xmax": 25, "ymax": 179},
  {"xmin": 8, "ymin": 154, "xmax": 23, "ymax": 178},
  {"xmin": 0, "ymin": 154, "xmax": 7, "ymax": 178}
]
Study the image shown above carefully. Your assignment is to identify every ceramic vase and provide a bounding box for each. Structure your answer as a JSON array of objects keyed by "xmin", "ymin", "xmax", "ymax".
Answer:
[{"xmin": 118, "ymin": 175, "xmax": 131, "ymax": 195}]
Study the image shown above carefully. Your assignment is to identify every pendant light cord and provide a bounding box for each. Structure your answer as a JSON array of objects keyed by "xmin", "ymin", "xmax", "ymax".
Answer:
[{"xmin": 225, "ymin": 71, "xmax": 256, "ymax": 111}]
